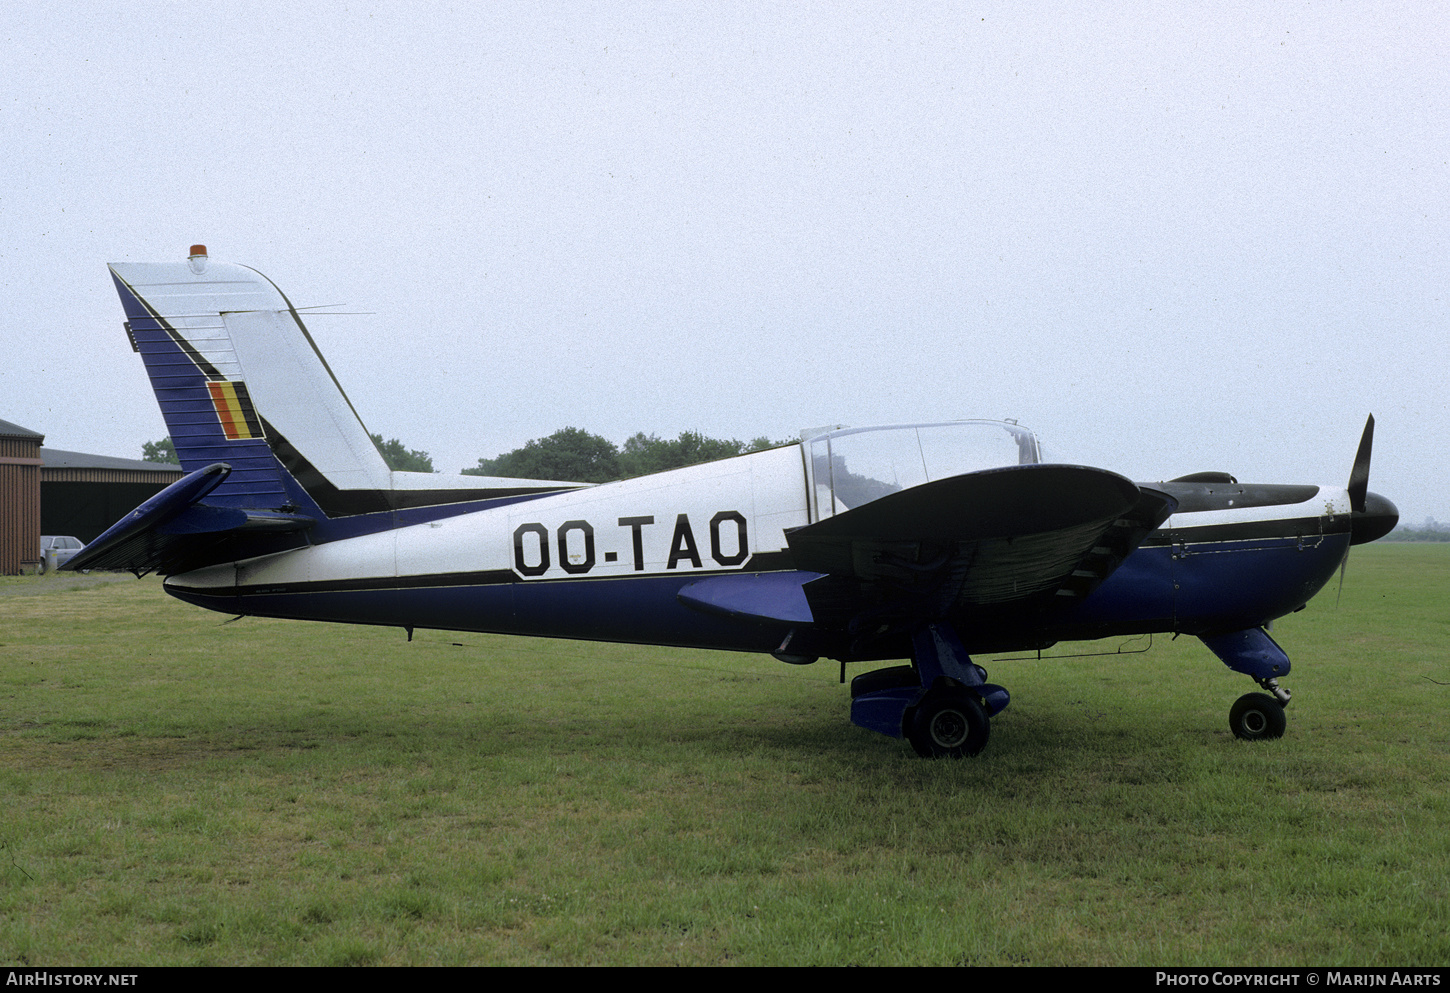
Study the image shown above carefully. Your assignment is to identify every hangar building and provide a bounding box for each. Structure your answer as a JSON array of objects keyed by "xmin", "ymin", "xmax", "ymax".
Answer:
[{"xmin": 0, "ymin": 418, "xmax": 183, "ymax": 574}]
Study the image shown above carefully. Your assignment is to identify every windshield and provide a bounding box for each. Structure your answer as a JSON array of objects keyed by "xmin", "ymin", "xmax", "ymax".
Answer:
[{"xmin": 806, "ymin": 421, "xmax": 1040, "ymax": 519}]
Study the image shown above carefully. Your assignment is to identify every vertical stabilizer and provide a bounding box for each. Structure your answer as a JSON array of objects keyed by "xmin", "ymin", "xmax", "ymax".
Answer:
[
  {"xmin": 112, "ymin": 252, "xmax": 395, "ymax": 512},
  {"xmin": 110, "ymin": 248, "xmax": 581, "ymax": 520}
]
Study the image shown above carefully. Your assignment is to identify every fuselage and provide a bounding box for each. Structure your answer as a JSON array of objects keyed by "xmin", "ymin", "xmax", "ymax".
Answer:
[{"xmin": 163, "ymin": 435, "xmax": 1361, "ymax": 661}]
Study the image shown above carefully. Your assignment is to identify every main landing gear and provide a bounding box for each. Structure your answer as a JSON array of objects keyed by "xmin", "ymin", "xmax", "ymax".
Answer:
[
  {"xmin": 848, "ymin": 623, "xmax": 1009, "ymax": 759},
  {"xmin": 1200, "ymin": 628, "xmax": 1292, "ymax": 742}
]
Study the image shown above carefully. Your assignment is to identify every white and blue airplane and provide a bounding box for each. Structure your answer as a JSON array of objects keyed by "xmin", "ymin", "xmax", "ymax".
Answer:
[{"xmin": 68, "ymin": 246, "xmax": 1400, "ymax": 758}]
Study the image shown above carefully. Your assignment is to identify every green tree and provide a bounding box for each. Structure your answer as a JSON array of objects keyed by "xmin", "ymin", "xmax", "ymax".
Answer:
[
  {"xmin": 370, "ymin": 434, "xmax": 435, "ymax": 473},
  {"xmin": 465, "ymin": 427, "xmax": 620, "ymax": 483},
  {"xmin": 467, "ymin": 428, "xmax": 793, "ymax": 483},
  {"xmin": 616, "ymin": 431, "xmax": 793, "ymax": 478},
  {"xmin": 141, "ymin": 437, "xmax": 179, "ymax": 464},
  {"xmin": 616, "ymin": 431, "xmax": 741, "ymax": 478}
]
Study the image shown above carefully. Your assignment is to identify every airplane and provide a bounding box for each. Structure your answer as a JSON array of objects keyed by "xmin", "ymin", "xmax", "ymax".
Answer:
[{"xmin": 67, "ymin": 246, "xmax": 1401, "ymax": 758}]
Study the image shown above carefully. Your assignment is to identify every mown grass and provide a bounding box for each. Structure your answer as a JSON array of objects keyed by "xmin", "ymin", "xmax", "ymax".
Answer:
[{"xmin": 0, "ymin": 545, "xmax": 1446, "ymax": 965}]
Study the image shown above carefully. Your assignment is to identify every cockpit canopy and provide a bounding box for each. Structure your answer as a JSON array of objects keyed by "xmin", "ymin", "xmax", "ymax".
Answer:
[{"xmin": 804, "ymin": 420, "xmax": 1042, "ymax": 521}]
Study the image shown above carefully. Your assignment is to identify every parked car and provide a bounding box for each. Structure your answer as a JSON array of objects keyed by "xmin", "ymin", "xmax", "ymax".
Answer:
[{"xmin": 38, "ymin": 535, "xmax": 85, "ymax": 574}]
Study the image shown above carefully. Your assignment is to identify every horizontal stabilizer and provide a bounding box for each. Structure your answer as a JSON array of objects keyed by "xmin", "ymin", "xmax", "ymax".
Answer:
[
  {"xmin": 64, "ymin": 463, "xmax": 314, "ymax": 576},
  {"xmin": 676, "ymin": 571, "xmax": 825, "ymax": 624}
]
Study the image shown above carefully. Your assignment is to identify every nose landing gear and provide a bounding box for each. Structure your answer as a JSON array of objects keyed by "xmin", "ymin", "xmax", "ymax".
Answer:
[
  {"xmin": 1229, "ymin": 691, "xmax": 1287, "ymax": 741},
  {"xmin": 1201, "ymin": 629, "xmax": 1293, "ymax": 742}
]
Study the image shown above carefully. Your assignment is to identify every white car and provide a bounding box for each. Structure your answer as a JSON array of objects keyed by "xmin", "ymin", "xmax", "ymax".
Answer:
[{"xmin": 38, "ymin": 536, "xmax": 84, "ymax": 574}]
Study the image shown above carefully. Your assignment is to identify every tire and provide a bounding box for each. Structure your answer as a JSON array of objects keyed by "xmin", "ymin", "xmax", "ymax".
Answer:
[
  {"xmin": 907, "ymin": 689, "xmax": 990, "ymax": 758},
  {"xmin": 1229, "ymin": 692, "xmax": 1287, "ymax": 741}
]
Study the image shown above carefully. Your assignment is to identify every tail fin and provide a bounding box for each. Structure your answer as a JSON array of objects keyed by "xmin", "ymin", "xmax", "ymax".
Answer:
[
  {"xmin": 111, "ymin": 252, "xmax": 305, "ymax": 511},
  {"xmin": 110, "ymin": 247, "xmax": 578, "ymax": 521}
]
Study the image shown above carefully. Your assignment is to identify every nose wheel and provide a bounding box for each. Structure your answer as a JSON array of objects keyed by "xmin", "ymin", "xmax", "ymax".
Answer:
[{"xmin": 1229, "ymin": 692, "xmax": 1287, "ymax": 741}]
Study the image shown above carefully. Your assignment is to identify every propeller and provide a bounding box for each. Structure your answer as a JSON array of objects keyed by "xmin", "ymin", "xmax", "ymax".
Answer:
[
  {"xmin": 1336, "ymin": 414, "xmax": 1399, "ymax": 604},
  {"xmin": 1347, "ymin": 414, "xmax": 1374, "ymax": 515}
]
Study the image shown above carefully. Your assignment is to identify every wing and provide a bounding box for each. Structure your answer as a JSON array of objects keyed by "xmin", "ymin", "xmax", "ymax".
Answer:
[
  {"xmin": 792, "ymin": 464, "xmax": 1176, "ymax": 629},
  {"xmin": 678, "ymin": 465, "xmax": 1175, "ymax": 646}
]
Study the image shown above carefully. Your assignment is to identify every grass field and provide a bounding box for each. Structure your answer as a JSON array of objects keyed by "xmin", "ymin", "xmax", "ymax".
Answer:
[{"xmin": 1, "ymin": 544, "xmax": 1446, "ymax": 966}]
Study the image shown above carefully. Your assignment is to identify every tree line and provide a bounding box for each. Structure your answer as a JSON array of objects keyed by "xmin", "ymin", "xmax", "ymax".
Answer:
[
  {"xmin": 142, "ymin": 428, "xmax": 791, "ymax": 482},
  {"xmin": 464, "ymin": 428, "xmax": 792, "ymax": 483},
  {"xmin": 1380, "ymin": 520, "xmax": 1450, "ymax": 542}
]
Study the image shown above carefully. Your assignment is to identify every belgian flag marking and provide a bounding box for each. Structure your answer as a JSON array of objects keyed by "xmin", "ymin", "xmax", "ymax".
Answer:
[{"xmin": 207, "ymin": 380, "xmax": 263, "ymax": 440}]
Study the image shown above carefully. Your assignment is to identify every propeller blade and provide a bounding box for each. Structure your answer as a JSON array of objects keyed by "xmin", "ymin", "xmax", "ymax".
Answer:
[{"xmin": 1347, "ymin": 414, "xmax": 1374, "ymax": 514}]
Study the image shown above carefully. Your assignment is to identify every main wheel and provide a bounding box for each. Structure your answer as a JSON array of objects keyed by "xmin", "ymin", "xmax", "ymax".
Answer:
[
  {"xmin": 907, "ymin": 690, "xmax": 989, "ymax": 758},
  {"xmin": 1229, "ymin": 692, "xmax": 1287, "ymax": 741}
]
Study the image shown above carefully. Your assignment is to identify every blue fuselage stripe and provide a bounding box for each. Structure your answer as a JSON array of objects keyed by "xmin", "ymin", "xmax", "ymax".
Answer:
[
  {"xmin": 167, "ymin": 529, "xmax": 1352, "ymax": 656},
  {"xmin": 167, "ymin": 573, "xmax": 790, "ymax": 653}
]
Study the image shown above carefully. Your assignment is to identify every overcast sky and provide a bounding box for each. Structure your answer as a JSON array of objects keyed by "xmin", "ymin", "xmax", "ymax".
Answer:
[{"xmin": 4, "ymin": 2, "xmax": 1445, "ymax": 524}]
